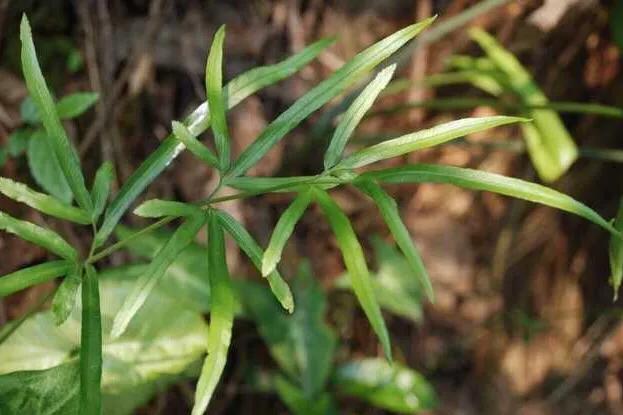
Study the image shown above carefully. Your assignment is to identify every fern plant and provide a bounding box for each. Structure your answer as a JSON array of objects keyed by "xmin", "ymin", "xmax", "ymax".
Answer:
[{"xmin": 0, "ymin": 14, "xmax": 621, "ymax": 415}]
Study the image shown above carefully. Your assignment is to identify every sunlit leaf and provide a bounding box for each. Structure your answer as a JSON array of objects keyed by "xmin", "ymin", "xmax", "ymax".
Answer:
[
  {"xmin": 324, "ymin": 64, "xmax": 396, "ymax": 169},
  {"xmin": 0, "ymin": 212, "xmax": 77, "ymax": 261},
  {"xmin": 133, "ymin": 199, "xmax": 202, "ymax": 218},
  {"xmin": 334, "ymin": 358, "xmax": 437, "ymax": 413},
  {"xmin": 55, "ymin": 92, "xmax": 99, "ymax": 120},
  {"xmin": 193, "ymin": 211, "xmax": 234, "ymax": 415},
  {"xmin": 0, "ymin": 177, "xmax": 90, "ymax": 224},
  {"xmin": 0, "ymin": 260, "xmax": 71, "ymax": 298},
  {"xmin": 171, "ymin": 121, "xmax": 218, "ymax": 168}
]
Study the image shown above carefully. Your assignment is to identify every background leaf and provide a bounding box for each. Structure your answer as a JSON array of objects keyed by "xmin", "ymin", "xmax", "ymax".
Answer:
[
  {"xmin": 55, "ymin": 92, "xmax": 98, "ymax": 120},
  {"xmin": 27, "ymin": 131, "xmax": 73, "ymax": 204}
]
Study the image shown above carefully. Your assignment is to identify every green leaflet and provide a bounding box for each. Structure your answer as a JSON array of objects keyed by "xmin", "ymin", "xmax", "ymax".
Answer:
[
  {"xmin": 216, "ymin": 210, "xmax": 294, "ymax": 313},
  {"xmin": 27, "ymin": 131, "xmax": 73, "ymax": 204},
  {"xmin": 193, "ymin": 212, "xmax": 234, "ymax": 415},
  {"xmin": 111, "ymin": 214, "xmax": 206, "ymax": 338},
  {"xmin": 333, "ymin": 358, "xmax": 437, "ymax": 413},
  {"xmin": 0, "ymin": 177, "xmax": 90, "ymax": 224},
  {"xmin": 20, "ymin": 16, "xmax": 93, "ymax": 213},
  {"xmin": 469, "ymin": 28, "xmax": 578, "ymax": 182},
  {"xmin": 0, "ymin": 212, "xmax": 77, "ymax": 261},
  {"xmin": 324, "ymin": 64, "xmax": 396, "ymax": 169},
  {"xmin": 228, "ymin": 17, "xmax": 436, "ymax": 178},
  {"xmin": 355, "ymin": 179, "xmax": 434, "ymax": 301},
  {"xmin": 55, "ymin": 92, "xmax": 99, "ymax": 120},
  {"xmin": 312, "ymin": 187, "xmax": 391, "ymax": 360},
  {"xmin": 610, "ymin": 198, "xmax": 623, "ymax": 300},
  {"xmin": 262, "ymin": 190, "xmax": 313, "ymax": 277},
  {"xmin": 0, "ymin": 260, "xmax": 71, "ymax": 298},
  {"xmin": 133, "ymin": 199, "xmax": 202, "ymax": 218},
  {"xmin": 80, "ymin": 266, "xmax": 101, "ymax": 415},
  {"xmin": 0, "ymin": 360, "xmax": 80, "ymax": 415},
  {"xmin": 361, "ymin": 164, "xmax": 619, "ymax": 237},
  {"xmin": 335, "ymin": 116, "xmax": 526, "ymax": 170},
  {"xmin": 91, "ymin": 161, "xmax": 114, "ymax": 221},
  {"xmin": 206, "ymin": 25, "xmax": 231, "ymax": 169},
  {"xmin": 52, "ymin": 266, "xmax": 82, "ymax": 326},
  {"xmin": 96, "ymin": 39, "xmax": 332, "ymax": 247},
  {"xmin": 228, "ymin": 175, "xmax": 341, "ymax": 193},
  {"xmin": 171, "ymin": 121, "xmax": 218, "ymax": 168}
]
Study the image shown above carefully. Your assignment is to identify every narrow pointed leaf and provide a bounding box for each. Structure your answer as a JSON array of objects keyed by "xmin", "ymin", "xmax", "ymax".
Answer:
[
  {"xmin": 27, "ymin": 131, "xmax": 73, "ymax": 204},
  {"xmin": 335, "ymin": 116, "xmax": 526, "ymax": 170},
  {"xmin": 171, "ymin": 121, "xmax": 218, "ymax": 168},
  {"xmin": 111, "ymin": 213, "xmax": 206, "ymax": 338},
  {"xmin": 362, "ymin": 164, "xmax": 619, "ymax": 237},
  {"xmin": 20, "ymin": 15, "xmax": 93, "ymax": 212},
  {"xmin": 262, "ymin": 190, "xmax": 312, "ymax": 277},
  {"xmin": 313, "ymin": 187, "xmax": 391, "ymax": 360},
  {"xmin": 96, "ymin": 39, "xmax": 332, "ymax": 246},
  {"xmin": 91, "ymin": 161, "xmax": 114, "ymax": 221},
  {"xmin": 206, "ymin": 26, "xmax": 231, "ymax": 169},
  {"xmin": 52, "ymin": 265, "xmax": 82, "ymax": 326},
  {"xmin": 192, "ymin": 212, "xmax": 234, "ymax": 415},
  {"xmin": 0, "ymin": 177, "xmax": 90, "ymax": 224},
  {"xmin": 55, "ymin": 92, "xmax": 99, "ymax": 120},
  {"xmin": 470, "ymin": 28, "xmax": 578, "ymax": 182},
  {"xmin": 229, "ymin": 17, "xmax": 436, "ymax": 178},
  {"xmin": 229, "ymin": 175, "xmax": 340, "ymax": 193},
  {"xmin": 216, "ymin": 210, "xmax": 294, "ymax": 313},
  {"xmin": 134, "ymin": 199, "xmax": 202, "ymax": 218},
  {"xmin": 356, "ymin": 179, "xmax": 434, "ymax": 301},
  {"xmin": 0, "ymin": 260, "xmax": 71, "ymax": 298},
  {"xmin": 610, "ymin": 198, "xmax": 623, "ymax": 300},
  {"xmin": 324, "ymin": 65, "xmax": 396, "ymax": 169},
  {"xmin": 80, "ymin": 265, "xmax": 101, "ymax": 415},
  {"xmin": 0, "ymin": 212, "xmax": 77, "ymax": 260}
]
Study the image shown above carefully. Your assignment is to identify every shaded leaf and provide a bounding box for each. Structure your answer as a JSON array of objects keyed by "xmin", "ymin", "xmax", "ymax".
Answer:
[
  {"xmin": 274, "ymin": 375, "xmax": 337, "ymax": 415},
  {"xmin": 313, "ymin": 187, "xmax": 391, "ymax": 360},
  {"xmin": 610, "ymin": 198, "xmax": 623, "ymax": 300},
  {"xmin": 7, "ymin": 128, "xmax": 32, "ymax": 157},
  {"xmin": 91, "ymin": 161, "xmax": 114, "ymax": 221},
  {"xmin": 51, "ymin": 266, "xmax": 81, "ymax": 326},
  {"xmin": 79, "ymin": 265, "xmax": 101, "ymax": 415},
  {"xmin": 27, "ymin": 131, "xmax": 73, "ymax": 204},
  {"xmin": 55, "ymin": 92, "xmax": 99, "ymax": 120},
  {"xmin": 111, "ymin": 214, "xmax": 206, "ymax": 338}
]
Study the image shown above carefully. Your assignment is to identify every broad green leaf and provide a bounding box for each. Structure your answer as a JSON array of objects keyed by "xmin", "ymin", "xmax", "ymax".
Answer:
[
  {"xmin": 27, "ymin": 131, "xmax": 73, "ymax": 204},
  {"xmin": 361, "ymin": 164, "xmax": 619, "ymax": 237},
  {"xmin": 228, "ymin": 17, "xmax": 436, "ymax": 178},
  {"xmin": 240, "ymin": 262, "xmax": 336, "ymax": 398},
  {"xmin": 229, "ymin": 175, "xmax": 340, "ymax": 193},
  {"xmin": 79, "ymin": 266, "xmax": 101, "ymax": 415},
  {"xmin": 193, "ymin": 212, "xmax": 234, "ymax": 415},
  {"xmin": 206, "ymin": 25, "xmax": 231, "ymax": 169},
  {"xmin": 96, "ymin": 39, "xmax": 331, "ymax": 247},
  {"xmin": 610, "ymin": 198, "xmax": 623, "ymax": 300},
  {"xmin": 0, "ymin": 260, "xmax": 71, "ymax": 298},
  {"xmin": 469, "ymin": 28, "xmax": 578, "ymax": 182},
  {"xmin": 335, "ymin": 116, "xmax": 526, "ymax": 170},
  {"xmin": 114, "ymin": 225, "xmax": 211, "ymax": 312},
  {"xmin": 333, "ymin": 358, "xmax": 437, "ymax": 413},
  {"xmin": 133, "ymin": 199, "xmax": 202, "ymax": 218},
  {"xmin": 55, "ymin": 92, "xmax": 99, "ymax": 120},
  {"xmin": 91, "ymin": 161, "xmax": 114, "ymax": 221},
  {"xmin": 0, "ymin": 360, "xmax": 80, "ymax": 415},
  {"xmin": 20, "ymin": 16, "xmax": 93, "ymax": 212},
  {"xmin": 7, "ymin": 128, "xmax": 32, "ymax": 157},
  {"xmin": 0, "ymin": 212, "xmax": 77, "ymax": 260},
  {"xmin": 51, "ymin": 266, "xmax": 81, "ymax": 326},
  {"xmin": 0, "ymin": 277, "xmax": 209, "ymax": 396},
  {"xmin": 262, "ymin": 190, "xmax": 313, "ymax": 277},
  {"xmin": 324, "ymin": 64, "xmax": 396, "ymax": 169},
  {"xmin": 20, "ymin": 97, "xmax": 40, "ymax": 124},
  {"xmin": 111, "ymin": 214, "xmax": 206, "ymax": 338},
  {"xmin": 171, "ymin": 121, "xmax": 218, "ymax": 168},
  {"xmin": 313, "ymin": 187, "xmax": 391, "ymax": 360},
  {"xmin": 274, "ymin": 375, "xmax": 337, "ymax": 415},
  {"xmin": 356, "ymin": 180, "xmax": 433, "ymax": 301},
  {"xmin": 0, "ymin": 177, "xmax": 90, "ymax": 224},
  {"xmin": 217, "ymin": 210, "xmax": 294, "ymax": 313}
]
